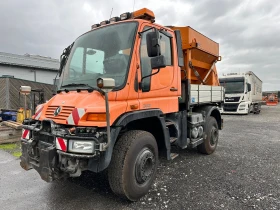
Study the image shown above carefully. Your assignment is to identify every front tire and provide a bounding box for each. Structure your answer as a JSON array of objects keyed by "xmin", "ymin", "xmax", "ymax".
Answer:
[
  {"xmin": 246, "ymin": 104, "xmax": 251, "ymax": 115},
  {"xmin": 108, "ymin": 130, "xmax": 158, "ymax": 201},
  {"xmin": 197, "ymin": 116, "xmax": 219, "ymax": 155}
]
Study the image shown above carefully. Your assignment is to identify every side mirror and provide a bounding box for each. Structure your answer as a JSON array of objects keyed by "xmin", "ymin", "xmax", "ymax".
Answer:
[
  {"xmin": 146, "ymin": 31, "xmax": 161, "ymax": 57},
  {"xmin": 247, "ymin": 83, "xmax": 251, "ymax": 92},
  {"xmin": 151, "ymin": 55, "xmax": 166, "ymax": 69},
  {"xmin": 97, "ymin": 78, "xmax": 115, "ymax": 92}
]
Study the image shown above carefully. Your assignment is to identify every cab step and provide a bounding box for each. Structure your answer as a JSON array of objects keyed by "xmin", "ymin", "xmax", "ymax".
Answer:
[
  {"xmin": 165, "ymin": 121, "xmax": 175, "ymax": 126},
  {"xmin": 170, "ymin": 153, "xmax": 179, "ymax": 160},
  {"xmin": 170, "ymin": 137, "xmax": 177, "ymax": 144},
  {"xmin": 190, "ymin": 138, "xmax": 204, "ymax": 148}
]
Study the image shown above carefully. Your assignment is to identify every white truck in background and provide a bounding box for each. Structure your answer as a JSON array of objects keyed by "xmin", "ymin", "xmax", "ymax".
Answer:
[{"xmin": 219, "ymin": 71, "xmax": 262, "ymax": 114}]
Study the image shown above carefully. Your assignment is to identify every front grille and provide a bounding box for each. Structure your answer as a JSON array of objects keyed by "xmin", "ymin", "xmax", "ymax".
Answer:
[
  {"xmin": 225, "ymin": 97, "xmax": 240, "ymax": 102},
  {"xmin": 224, "ymin": 103, "xmax": 239, "ymax": 112},
  {"xmin": 45, "ymin": 106, "xmax": 75, "ymax": 120}
]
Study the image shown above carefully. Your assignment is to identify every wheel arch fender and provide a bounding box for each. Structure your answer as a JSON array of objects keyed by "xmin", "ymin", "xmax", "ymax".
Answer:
[
  {"xmin": 193, "ymin": 105, "xmax": 222, "ymax": 130},
  {"xmin": 88, "ymin": 109, "xmax": 170, "ymax": 172}
]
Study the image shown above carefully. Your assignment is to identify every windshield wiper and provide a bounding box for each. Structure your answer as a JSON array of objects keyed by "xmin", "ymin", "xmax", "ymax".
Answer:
[
  {"xmin": 58, "ymin": 42, "xmax": 74, "ymax": 76},
  {"xmin": 60, "ymin": 83, "xmax": 105, "ymax": 94},
  {"xmin": 61, "ymin": 83, "xmax": 91, "ymax": 88}
]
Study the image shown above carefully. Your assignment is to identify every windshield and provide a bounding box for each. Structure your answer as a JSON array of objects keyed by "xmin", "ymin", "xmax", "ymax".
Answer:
[
  {"xmin": 220, "ymin": 79, "xmax": 245, "ymax": 94},
  {"xmin": 59, "ymin": 22, "xmax": 137, "ymax": 89}
]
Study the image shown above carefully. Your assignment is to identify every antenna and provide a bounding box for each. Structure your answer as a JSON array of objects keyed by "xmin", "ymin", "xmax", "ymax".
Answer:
[
  {"xmin": 133, "ymin": 0, "xmax": 136, "ymax": 12},
  {"xmin": 110, "ymin": 8, "xmax": 113, "ymax": 19}
]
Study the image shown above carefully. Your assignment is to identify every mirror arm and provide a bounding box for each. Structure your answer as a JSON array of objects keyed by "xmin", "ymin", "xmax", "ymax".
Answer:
[
  {"xmin": 139, "ymin": 68, "xmax": 160, "ymax": 90},
  {"xmin": 138, "ymin": 27, "xmax": 155, "ymax": 37},
  {"xmin": 139, "ymin": 28, "xmax": 162, "ymax": 90}
]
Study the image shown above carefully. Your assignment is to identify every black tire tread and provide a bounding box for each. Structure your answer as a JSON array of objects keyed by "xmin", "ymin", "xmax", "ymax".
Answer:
[
  {"xmin": 108, "ymin": 130, "xmax": 151, "ymax": 200},
  {"xmin": 197, "ymin": 116, "xmax": 218, "ymax": 155}
]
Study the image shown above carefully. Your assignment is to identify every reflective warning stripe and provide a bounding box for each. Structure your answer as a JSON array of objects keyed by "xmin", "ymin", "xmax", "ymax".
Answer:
[
  {"xmin": 34, "ymin": 104, "xmax": 44, "ymax": 120},
  {"xmin": 56, "ymin": 137, "xmax": 67, "ymax": 151},
  {"xmin": 22, "ymin": 129, "xmax": 30, "ymax": 139},
  {"xmin": 66, "ymin": 108, "xmax": 85, "ymax": 125}
]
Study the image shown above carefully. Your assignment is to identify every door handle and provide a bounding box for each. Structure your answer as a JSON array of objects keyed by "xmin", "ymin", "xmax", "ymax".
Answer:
[{"xmin": 170, "ymin": 87, "xmax": 178, "ymax": 91}]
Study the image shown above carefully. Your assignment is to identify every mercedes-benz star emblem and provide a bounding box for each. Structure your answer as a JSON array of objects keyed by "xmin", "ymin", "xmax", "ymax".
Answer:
[{"xmin": 54, "ymin": 106, "xmax": 62, "ymax": 116}]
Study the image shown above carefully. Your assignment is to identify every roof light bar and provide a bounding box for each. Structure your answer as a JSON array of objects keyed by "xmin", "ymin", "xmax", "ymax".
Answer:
[
  {"xmin": 91, "ymin": 8, "xmax": 156, "ymax": 29},
  {"xmin": 132, "ymin": 8, "xmax": 155, "ymax": 22}
]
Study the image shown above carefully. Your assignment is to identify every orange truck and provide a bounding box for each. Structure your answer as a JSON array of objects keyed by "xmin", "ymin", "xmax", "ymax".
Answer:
[
  {"xmin": 265, "ymin": 93, "xmax": 278, "ymax": 106},
  {"xmin": 20, "ymin": 8, "xmax": 224, "ymax": 201}
]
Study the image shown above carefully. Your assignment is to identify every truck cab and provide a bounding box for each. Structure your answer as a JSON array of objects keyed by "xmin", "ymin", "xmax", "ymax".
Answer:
[
  {"xmin": 20, "ymin": 8, "xmax": 224, "ymax": 201},
  {"xmin": 219, "ymin": 71, "xmax": 262, "ymax": 114}
]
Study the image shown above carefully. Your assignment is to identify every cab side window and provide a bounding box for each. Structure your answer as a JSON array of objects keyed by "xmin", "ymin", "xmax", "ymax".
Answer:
[
  {"xmin": 140, "ymin": 28, "xmax": 172, "ymax": 91},
  {"xmin": 159, "ymin": 33, "xmax": 172, "ymax": 66}
]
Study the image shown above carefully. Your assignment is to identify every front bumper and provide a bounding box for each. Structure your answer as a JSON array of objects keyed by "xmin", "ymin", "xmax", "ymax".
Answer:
[
  {"xmin": 20, "ymin": 137, "xmax": 99, "ymax": 182},
  {"xmin": 221, "ymin": 102, "xmax": 249, "ymax": 114},
  {"xmin": 20, "ymin": 139, "xmax": 59, "ymax": 182},
  {"xmin": 20, "ymin": 118, "xmax": 115, "ymax": 180}
]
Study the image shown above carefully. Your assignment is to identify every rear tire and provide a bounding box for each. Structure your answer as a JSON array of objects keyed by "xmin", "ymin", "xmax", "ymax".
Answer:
[
  {"xmin": 253, "ymin": 103, "xmax": 261, "ymax": 114},
  {"xmin": 197, "ymin": 116, "xmax": 219, "ymax": 155},
  {"xmin": 108, "ymin": 130, "xmax": 158, "ymax": 201}
]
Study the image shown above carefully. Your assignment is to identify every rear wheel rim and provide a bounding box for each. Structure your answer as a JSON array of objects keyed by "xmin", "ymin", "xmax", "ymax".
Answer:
[
  {"xmin": 135, "ymin": 148, "xmax": 156, "ymax": 184},
  {"xmin": 210, "ymin": 127, "xmax": 218, "ymax": 146}
]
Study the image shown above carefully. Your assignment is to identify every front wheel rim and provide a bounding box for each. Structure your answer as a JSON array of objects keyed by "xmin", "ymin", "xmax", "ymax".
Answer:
[
  {"xmin": 135, "ymin": 148, "xmax": 156, "ymax": 184},
  {"xmin": 210, "ymin": 127, "xmax": 218, "ymax": 146}
]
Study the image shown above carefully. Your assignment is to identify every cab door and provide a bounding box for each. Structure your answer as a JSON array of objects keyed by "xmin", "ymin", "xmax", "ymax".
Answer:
[{"xmin": 137, "ymin": 23, "xmax": 180, "ymax": 114}]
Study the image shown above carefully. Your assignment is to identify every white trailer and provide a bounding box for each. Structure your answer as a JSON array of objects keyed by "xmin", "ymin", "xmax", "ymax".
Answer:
[{"xmin": 219, "ymin": 71, "xmax": 262, "ymax": 114}]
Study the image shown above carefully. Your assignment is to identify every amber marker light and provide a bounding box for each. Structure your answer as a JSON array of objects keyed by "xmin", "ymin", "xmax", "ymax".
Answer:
[{"xmin": 87, "ymin": 113, "xmax": 106, "ymax": 121}]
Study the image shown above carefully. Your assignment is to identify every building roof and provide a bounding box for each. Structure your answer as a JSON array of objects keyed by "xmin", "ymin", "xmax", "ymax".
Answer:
[{"xmin": 0, "ymin": 51, "xmax": 59, "ymax": 71}]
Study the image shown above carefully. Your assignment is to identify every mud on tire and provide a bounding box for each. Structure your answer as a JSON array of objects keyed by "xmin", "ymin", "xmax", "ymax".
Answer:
[
  {"xmin": 197, "ymin": 116, "xmax": 219, "ymax": 155},
  {"xmin": 108, "ymin": 130, "xmax": 158, "ymax": 201}
]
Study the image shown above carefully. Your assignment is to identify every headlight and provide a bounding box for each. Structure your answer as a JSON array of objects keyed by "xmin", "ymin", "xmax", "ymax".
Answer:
[
  {"xmin": 91, "ymin": 23, "xmax": 100, "ymax": 29},
  {"xmin": 68, "ymin": 140, "xmax": 95, "ymax": 154},
  {"xmin": 120, "ymin": 12, "xmax": 131, "ymax": 20},
  {"xmin": 100, "ymin": 20, "xmax": 109, "ymax": 25},
  {"xmin": 109, "ymin": 16, "xmax": 120, "ymax": 23}
]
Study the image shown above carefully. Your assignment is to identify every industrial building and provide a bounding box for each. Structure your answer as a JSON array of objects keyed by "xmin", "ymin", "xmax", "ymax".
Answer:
[
  {"xmin": 0, "ymin": 51, "xmax": 59, "ymax": 112},
  {"xmin": 0, "ymin": 51, "xmax": 59, "ymax": 84}
]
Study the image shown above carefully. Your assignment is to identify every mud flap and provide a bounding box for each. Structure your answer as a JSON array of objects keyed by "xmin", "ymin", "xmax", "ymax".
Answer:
[
  {"xmin": 39, "ymin": 146, "xmax": 57, "ymax": 182},
  {"xmin": 20, "ymin": 141, "xmax": 33, "ymax": 171}
]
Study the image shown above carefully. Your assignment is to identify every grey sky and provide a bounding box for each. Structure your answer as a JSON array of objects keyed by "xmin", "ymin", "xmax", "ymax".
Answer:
[{"xmin": 0, "ymin": 0, "xmax": 279, "ymax": 90}]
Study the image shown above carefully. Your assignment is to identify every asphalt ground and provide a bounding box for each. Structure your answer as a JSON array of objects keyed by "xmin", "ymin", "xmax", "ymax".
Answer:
[{"xmin": 0, "ymin": 105, "xmax": 279, "ymax": 210}]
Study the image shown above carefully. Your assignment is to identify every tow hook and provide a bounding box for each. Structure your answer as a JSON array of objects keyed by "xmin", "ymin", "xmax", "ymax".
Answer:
[{"xmin": 60, "ymin": 157, "xmax": 87, "ymax": 177}]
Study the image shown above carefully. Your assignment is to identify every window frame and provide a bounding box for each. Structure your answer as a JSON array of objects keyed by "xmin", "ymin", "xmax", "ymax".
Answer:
[
  {"xmin": 159, "ymin": 32, "xmax": 173, "ymax": 66},
  {"xmin": 59, "ymin": 21, "xmax": 139, "ymax": 91},
  {"xmin": 139, "ymin": 26, "xmax": 174, "ymax": 92}
]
